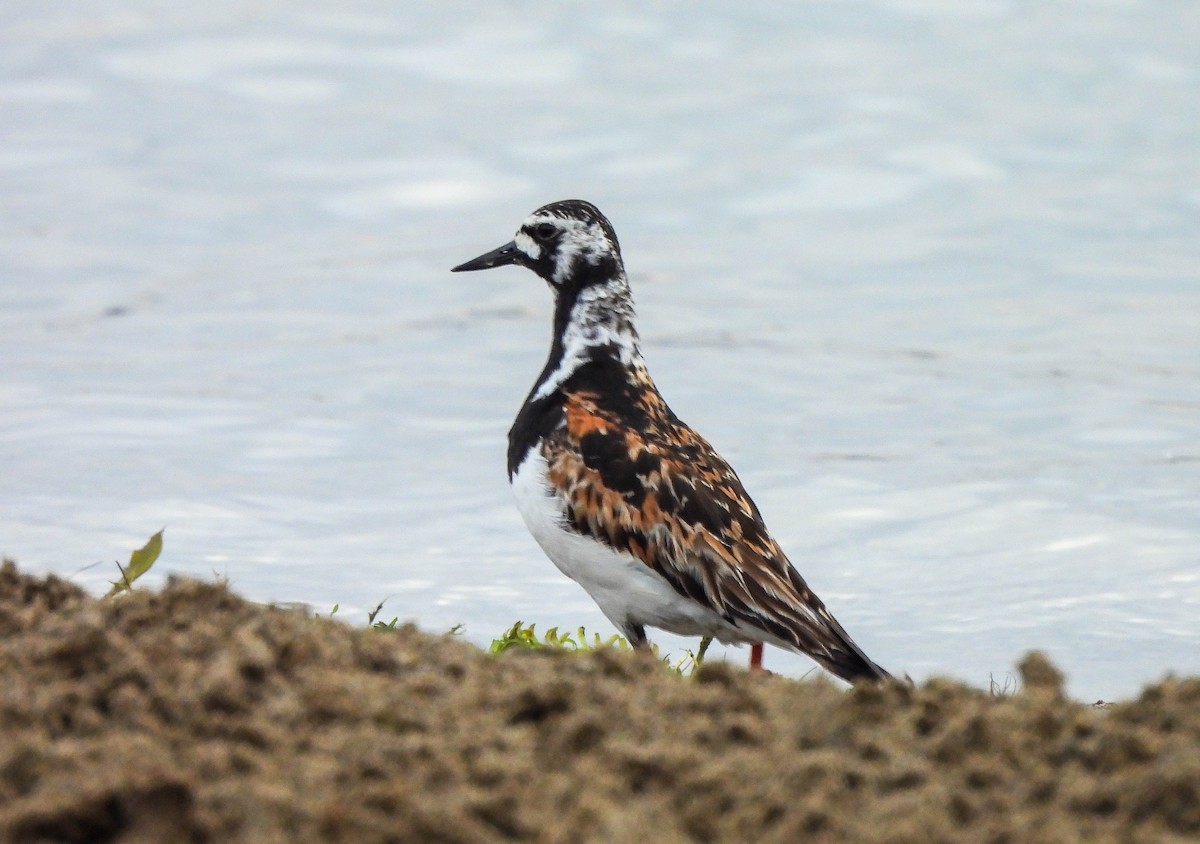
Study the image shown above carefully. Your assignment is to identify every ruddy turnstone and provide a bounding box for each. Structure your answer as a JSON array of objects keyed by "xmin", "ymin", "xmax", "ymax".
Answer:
[{"xmin": 452, "ymin": 200, "xmax": 890, "ymax": 683}]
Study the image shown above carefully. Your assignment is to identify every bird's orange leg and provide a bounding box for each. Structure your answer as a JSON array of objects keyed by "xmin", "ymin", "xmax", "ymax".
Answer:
[{"xmin": 749, "ymin": 643, "xmax": 765, "ymax": 672}]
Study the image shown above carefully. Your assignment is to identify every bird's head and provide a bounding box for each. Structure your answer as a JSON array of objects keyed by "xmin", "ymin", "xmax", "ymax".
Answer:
[{"xmin": 452, "ymin": 200, "xmax": 624, "ymax": 292}]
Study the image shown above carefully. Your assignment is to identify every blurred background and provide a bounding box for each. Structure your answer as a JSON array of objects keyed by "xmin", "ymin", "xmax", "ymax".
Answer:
[{"xmin": 2, "ymin": 1, "xmax": 1197, "ymax": 700}]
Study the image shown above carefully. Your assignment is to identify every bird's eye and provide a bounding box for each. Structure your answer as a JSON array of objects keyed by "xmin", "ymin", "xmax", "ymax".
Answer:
[{"xmin": 534, "ymin": 223, "xmax": 557, "ymax": 240}]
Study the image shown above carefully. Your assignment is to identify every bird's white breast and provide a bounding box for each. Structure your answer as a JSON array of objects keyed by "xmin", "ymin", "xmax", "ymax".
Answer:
[{"xmin": 510, "ymin": 447, "xmax": 743, "ymax": 641}]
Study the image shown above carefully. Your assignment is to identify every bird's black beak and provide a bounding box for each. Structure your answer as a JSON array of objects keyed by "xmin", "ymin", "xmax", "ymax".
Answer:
[{"xmin": 451, "ymin": 241, "xmax": 521, "ymax": 273}]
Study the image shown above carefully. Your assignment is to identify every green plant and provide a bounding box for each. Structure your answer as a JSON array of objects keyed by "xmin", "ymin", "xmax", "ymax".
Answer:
[
  {"xmin": 371, "ymin": 616, "xmax": 400, "ymax": 630},
  {"xmin": 322, "ymin": 599, "xmax": 400, "ymax": 629},
  {"xmin": 489, "ymin": 621, "xmax": 630, "ymax": 654},
  {"xmin": 366, "ymin": 598, "xmax": 400, "ymax": 630},
  {"xmin": 106, "ymin": 529, "xmax": 164, "ymax": 597},
  {"xmin": 489, "ymin": 621, "xmax": 708, "ymax": 676}
]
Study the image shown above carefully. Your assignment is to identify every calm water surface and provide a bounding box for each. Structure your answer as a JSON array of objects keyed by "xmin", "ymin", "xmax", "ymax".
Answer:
[{"xmin": 2, "ymin": 2, "xmax": 1198, "ymax": 701}]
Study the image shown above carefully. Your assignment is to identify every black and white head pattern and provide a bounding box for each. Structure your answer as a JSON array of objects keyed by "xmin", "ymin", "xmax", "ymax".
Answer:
[
  {"xmin": 452, "ymin": 199, "xmax": 643, "ymax": 401},
  {"xmin": 511, "ymin": 200, "xmax": 624, "ymax": 290}
]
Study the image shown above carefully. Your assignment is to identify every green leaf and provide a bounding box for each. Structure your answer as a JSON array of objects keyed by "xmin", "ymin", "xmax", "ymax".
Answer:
[{"xmin": 106, "ymin": 529, "xmax": 164, "ymax": 597}]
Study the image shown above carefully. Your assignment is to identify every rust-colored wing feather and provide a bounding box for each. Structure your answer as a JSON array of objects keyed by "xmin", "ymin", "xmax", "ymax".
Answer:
[{"xmin": 542, "ymin": 383, "xmax": 889, "ymax": 683}]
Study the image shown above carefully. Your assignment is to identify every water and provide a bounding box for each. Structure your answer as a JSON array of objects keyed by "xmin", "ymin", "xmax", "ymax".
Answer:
[{"xmin": 2, "ymin": 1, "xmax": 1197, "ymax": 702}]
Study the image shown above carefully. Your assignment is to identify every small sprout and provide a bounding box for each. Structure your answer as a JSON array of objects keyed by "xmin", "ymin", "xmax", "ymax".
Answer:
[
  {"xmin": 365, "ymin": 599, "xmax": 385, "ymax": 625},
  {"xmin": 489, "ymin": 621, "xmax": 606, "ymax": 653},
  {"xmin": 106, "ymin": 529, "xmax": 165, "ymax": 597},
  {"xmin": 489, "ymin": 621, "xmax": 704, "ymax": 676},
  {"xmin": 489, "ymin": 621, "xmax": 547, "ymax": 653},
  {"xmin": 365, "ymin": 597, "xmax": 400, "ymax": 631}
]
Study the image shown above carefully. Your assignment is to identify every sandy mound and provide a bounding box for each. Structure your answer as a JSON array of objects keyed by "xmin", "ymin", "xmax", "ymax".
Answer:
[{"xmin": 1, "ymin": 560, "xmax": 1197, "ymax": 843}]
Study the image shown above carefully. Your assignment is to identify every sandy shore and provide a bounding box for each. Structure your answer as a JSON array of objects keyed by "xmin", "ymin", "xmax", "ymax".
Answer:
[{"xmin": 1, "ymin": 560, "xmax": 1197, "ymax": 843}]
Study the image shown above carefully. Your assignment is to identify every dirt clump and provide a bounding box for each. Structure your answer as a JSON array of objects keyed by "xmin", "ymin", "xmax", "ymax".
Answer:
[{"xmin": 2, "ymin": 560, "xmax": 1198, "ymax": 843}]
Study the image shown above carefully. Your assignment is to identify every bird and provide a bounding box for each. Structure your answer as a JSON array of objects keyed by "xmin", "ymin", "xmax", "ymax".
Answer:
[{"xmin": 451, "ymin": 199, "xmax": 891, "ymax": 683}]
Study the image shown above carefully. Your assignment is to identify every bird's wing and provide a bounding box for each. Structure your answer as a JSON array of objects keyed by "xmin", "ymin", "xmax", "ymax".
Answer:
[{"xmin": 544, "ymin": 386, "xmax": 888, "ymax": 680}]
